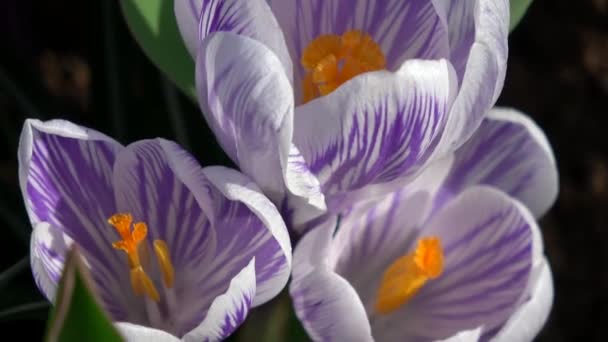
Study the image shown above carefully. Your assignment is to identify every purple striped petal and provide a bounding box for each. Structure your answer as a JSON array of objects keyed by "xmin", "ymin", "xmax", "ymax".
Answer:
[
  {"xmin": 19, "ymin": 119, "xmax": 133, "ymax": 321},
  {"xmin": 115, "ymin": 323, "xmax": 180, "ymax": 342},
  {"xmin": 490, "ymin": 259, "xmax": 553, "ymax": 341},
  {"xmin": 161, "ymin": 141, "xmax": 292, "ymax": 306},
  {"xmin": 112, "ymin": 140, "xmax": 291, "ymax": 334},
  {"xmin": 267, "ymin": 0, "xmax": 449, "ymax": 103},
  {"xmin": 19, "ymin": 119, "xmax": 122, "ymax": 247},
  {"xmin": 293, "ymin": 59, "xmax": 456, "ymax": 216},
  {"xmin": 174, "ymin": 0, "xmax": 292, "ymax": 80},
  {"xmin": 431, "ymin": 0, "xmax": 476, "ymax": 81},
  {"xmin": 439, "ymin": 108, "xmax": 558, "ymax": 218},
  {"xmin": 330, "ymin": 190, "xmax": 431, "ymax": 313},
  {"xmin": 433, "ymin": 0, "xmax": 510, "ymax": 155},
  {"xmin": 284, "ymin": 144, "xmax": 327, "ymax": 228},
  {"xmin": 30, "ymin": 222, "xmax": 133, "ymax": 322},
  {"xmin": 201, "ymin": 166, "xmax": 291, "ymax": 306},
  {"xmin": 290, "ymin": 218, "xmax": 373, "ymax": 342},
  {"xmin": 373, "ymin": 187, "xmax": 534, "ymax": 341},
  {"xmin": 196, "ymin": 32, "xmax": 325, "ymax": 217},
  {"xmin": 30, "ymin": 222, "xmax": 72, "ymax": 301},
  {"xmin": 196, "ymin": 31, "xmax": 291, "ymax": 200},
  {"xmin": 112, "ymin": 140, "xmax": 214, "ymax": 328},
  {"xmin": 183, "ymin": 258, "xmax": 256, "ymax": 342}
]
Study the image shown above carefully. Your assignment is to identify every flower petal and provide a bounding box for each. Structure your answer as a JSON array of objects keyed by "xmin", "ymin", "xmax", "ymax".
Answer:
[
  {"xmin": 430, "ymin": 0, "xmax": 475, "ymax": 80},
  {"xmin": 489, "ymin": 259, "xmax": 553, "ymax": 342},
  {"xmin": 162, "ymin": 140, "xmax": 292, "ymax": 306},
  {"xmin": 439, "ymin": 108, "xmax": 558, "ymax": 218},
  {"xmin": 30, "ymin": 222, "xmax": 72, "ymax": 301},
  {"xmin": 196, "ymin": 32, "xmax": 325, "ymax": 216},
  {"xmin": 433, "ymin": 0, "xmax": 510, "ymax": 153},
  {"xmin": 201, "ymin": 166, "xmax": 291, "ymax": 306},
  {"xmin": 294, "ymin": 59, "xmax": 457, "ymax": 215},
  {"xmin": 18, "ymin": 119, "xmax": 132, "ymax": 319},
  {"xmin": 115, "ymin": 322, "xmax": 180, "ymax": 342},
  {"xmin": 290, "ymin": 218, "xmax": 373, "ymax": 342},
  {"xmin": 196, "ymin": 31, "xmax": 290, "ymax": 200},
  {"xmin": 330, "ymin": 190, "xmax": 432, "ymax": 312},
  {"xmin": 374, "ymin": 187, "xmax": 534, "ymax": 340},
  {"xmin": 438, "ymin": 328, "xmax": 482, "ymax": 342},
  {"xmin": 19, "ymin": 118, "xmax": 121, "ymax": 237},
  {"xmin": 112, "ymin": 140, "xmax": 290, "ymax": 333},
  {"xmin": 267, "ymin": 0, "xmax": 450, "ymax": 102},
  {"xmin": 174, "ymin": 0, "xmax": 292, "ymax": 80},
  {"xmin": 111, "ymin": 139, "xmax": 229, "ymax": 334},
  {"xmin": 183, "ymin": 258, "xmax": 256, "ymax": 342},
  {"xmin": 283, "ymin": 144, "xmax": 327, "ymax": 227}
]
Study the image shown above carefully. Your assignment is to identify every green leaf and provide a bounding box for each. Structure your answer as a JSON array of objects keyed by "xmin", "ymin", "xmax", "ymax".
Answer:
[
  {"xmin": 121, "ymin": 0, "xmax": 196, "ymax": 97},
  {"xmin": 44, "ymin": 248, "xmax": 123, "ymax": 342},
  {"xmin": 510, "ymin": 0, "xmax": 534, "ymax": 32}
]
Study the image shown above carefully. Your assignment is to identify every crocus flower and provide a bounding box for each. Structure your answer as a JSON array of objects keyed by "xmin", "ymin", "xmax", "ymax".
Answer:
[
  {"xmin": 19, "ymin": 119, "xmax": 292, "ymax": 341},
  {"xmin": 174, "ymin": 0, "xmax": 509, "ymax": 230},
  {"xmin": 289, "ymin": 108, "xmax": 558, "ymax": 341}
]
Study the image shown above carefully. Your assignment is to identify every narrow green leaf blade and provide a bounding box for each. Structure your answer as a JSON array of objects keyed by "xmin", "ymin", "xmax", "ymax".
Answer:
[
  {"xmin": 121, "ymin": 0, "xmax": 196, "ymax": 97},
  {"xmin": 44, "ymin": 248, "xmax": 123, "ymax": 342},
  {"xmin": 510, "ymin": 0, "xmax": 534, "ymax": 31}
]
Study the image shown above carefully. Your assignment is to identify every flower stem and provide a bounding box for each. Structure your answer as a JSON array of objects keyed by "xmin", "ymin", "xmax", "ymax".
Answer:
[
  {"xmin": 161, "ymin": 76, "xmax": 190, "ymax": 149},
  {"xmin": 0, "ymin": 256, "xmax": 29, "ymax": 291},
  {"xmin": 102, "ymin": 0, "xmax": 125, "ymax": 140},
  {"xmin": 0, "ymin": 301, "xmax": 49, "ymax": 321}
]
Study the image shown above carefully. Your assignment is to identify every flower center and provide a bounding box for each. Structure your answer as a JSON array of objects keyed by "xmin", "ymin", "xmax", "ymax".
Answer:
[
  {"xmin": 375, "ymin": 237, "xmax": 444, "ymax": 314},
  {"xmin": 301, "ymin": 30, "xmax": 386, "ymax": 103},
  {"xmin": 108, "ymin": 213, "xmax": 175, "ymax": 303}
]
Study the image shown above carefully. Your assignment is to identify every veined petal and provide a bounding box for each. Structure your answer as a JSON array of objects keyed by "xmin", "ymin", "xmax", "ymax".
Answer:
[
  {"xmin": 115, "ymin": 323, "xmax": 180, "ymax": 342},
  {"xmin": 19, "ymin": 118, "xmax": 121, "ymax": 232},
  {"xmin": 267, "ymin": 0, "xmax": 449, "ymax": 103},
  {"xmin": 374, "ymin": 187, "xmax": 534, "ymax": 341},
  {"xmin": 113, "ymin": 140, "xmax": 290, "ymax": 334},
  {"xmin": 174, "ymin": 0, "xmax": 292, "ymax": 80},
  {"xmin": 30, "ymin": 222, "xmax": 72, "ymax": 302},
  {"xmin": 490, "ymin": 259, "xmax": 553, "ymax": 342},
  {"xmin": 196, "ymin": 32, "xmax": 325, "ymax": 217},
  {"xmin": 439, "ymin": 108, "xmax": 558, "ymax": 218},
  {"xmin": 112, "ymin": 139, "xmax": 221, "ymax": 334},
  {"xmin": 18, "ymin": 119, "xmax": 131, "ymax": 319},
  {"xmin": 294, "ymin": 59, "xmax": 457, "ymax": 215},
  {"xmin": 284, "ymin": 144, "xmax": 327, "ymax": 228},
  {"xmin": 201, "ymin": 166, "xmax": 291, "ymax": 306},
  {"xmin": 290, "ymin": 218, "xmax": 373, "ymax": 342},
  {"xmin": 433, "ymin": 0, "xmax": 510, "ymax": 154},
  {"xmin": 330, "ymin": 190, "xmax": 432, "ymax": 312},
  {"xmin": 430, "ymin": 0, "xmax": 475, "ymax": 80},
  {"xmin": 196, "ymin": 32, "xmax": 292, "ymax": 203},
  {"xmin": 30, "ymin": 221, "xmax": 134, "ymax": 322},
  {"xmin": 183, "ymin": 258, "xmax": 256, "ymax": 342},
  {"xmin": 113, "ymin": 140, "xmax": 212, "ymax": 294}
]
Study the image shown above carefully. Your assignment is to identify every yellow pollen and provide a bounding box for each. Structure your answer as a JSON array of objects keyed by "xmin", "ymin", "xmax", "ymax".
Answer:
[
  {"xmin": 153, "ymin": 240, "xmax": 175, "ymax": 288},
  {"xmin": 301, "ymin": 30, "xmax": 386, "ymax": 103},
  {"xmin": 108, "ymin": 213, "xmax": 176, "ymax": 302},
  {"xmin": 375, "ymin": 237, "xmax": 444, "ymax": 314}
]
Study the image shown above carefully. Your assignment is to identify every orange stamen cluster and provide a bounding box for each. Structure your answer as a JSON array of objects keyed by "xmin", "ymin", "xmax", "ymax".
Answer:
[
  {"xmin": 108, "ymin": 213, "xmax": 175, "ymax": 303},
  {"xmin": 375, "ymin": 237, "xmax": 444, "ymax": 314},
  {"xmin": 301, "ymin": 30, "xmax": 386, "ymax": 103}
]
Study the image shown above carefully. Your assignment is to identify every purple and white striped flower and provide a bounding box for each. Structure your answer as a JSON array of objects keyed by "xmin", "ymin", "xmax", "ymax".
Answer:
[
  {"xmin": 289, "ymin": 108, "xmax": 558, "ymax": 341},
  {"xmin": 19, "ymin": 119, "xmax": 292, "ymax": 341},
  {"xmin": 174, "ymin": 0, "xmax": 510, "ymax": 230}
]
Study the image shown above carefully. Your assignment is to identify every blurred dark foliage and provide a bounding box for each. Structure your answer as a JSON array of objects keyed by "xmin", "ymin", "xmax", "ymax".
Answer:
[{"xmin": 0, "ymin": 0, "xmax": 606, "ymax": 340}]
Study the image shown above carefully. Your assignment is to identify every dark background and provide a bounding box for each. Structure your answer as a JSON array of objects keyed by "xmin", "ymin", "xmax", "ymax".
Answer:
[{"xmin": 0, "ymin": 0, "xmax": 606, "ymax": 340}]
